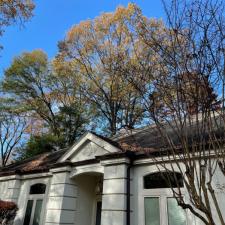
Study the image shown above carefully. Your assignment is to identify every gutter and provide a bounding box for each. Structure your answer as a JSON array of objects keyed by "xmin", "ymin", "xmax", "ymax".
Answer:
[{"xmin": 126, "ymin": 153, "xmax": 134, "ymax": 225}]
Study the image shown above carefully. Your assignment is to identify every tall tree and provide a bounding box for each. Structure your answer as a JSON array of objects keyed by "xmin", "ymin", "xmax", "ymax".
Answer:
[
  {"xmin": 51, "ymin": 56, "xmax": 91, "ymax": 144},
  {"xmin": 2, "ymin": 50, "xmax": 89, "ymax": 147},
  {"xmin": 56, "ymin": 4, "xmax": 158, "ymax": 135},
  {"xmin": 126, "ymin": 1, "xmax": 225, "ymax": 225}
]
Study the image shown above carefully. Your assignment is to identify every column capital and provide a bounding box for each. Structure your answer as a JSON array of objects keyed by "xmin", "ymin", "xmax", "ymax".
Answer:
[{"xmin": 101, "ymin": 157, "xmax": 131, "ymax": 166}]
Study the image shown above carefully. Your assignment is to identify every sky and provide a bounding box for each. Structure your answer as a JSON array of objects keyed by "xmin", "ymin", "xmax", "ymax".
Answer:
[{"xmin": 0, "ymin": 0, "xmax": 165, "ymax": 77}]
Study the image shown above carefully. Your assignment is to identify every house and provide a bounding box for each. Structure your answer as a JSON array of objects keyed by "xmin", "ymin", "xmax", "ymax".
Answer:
[{"xmin": 0, "ymin": 129, "xmax": 224, "ymax": 225}]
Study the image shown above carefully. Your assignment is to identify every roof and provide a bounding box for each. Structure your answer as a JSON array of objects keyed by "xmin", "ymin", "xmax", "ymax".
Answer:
[
  {"xmin": 114, "ymin": 125, "xmax": 167, "ymax": 152},
  {"xmin": 0, "ymin": 127, "xmax": 174, "ymax": 177},
  {"xmin": 114, "ymin": 114, "xmax": 225, "ymax": 152},
  {"xmin": 2, "ymin": 119, "xmax": 221, "ymax": 177},
  {"xmin": 58, "ymin": 132, "xmax": 121, "ymax": 163},
  {"xmin": 0, "ymin": 130, "xmax": 141, "ymax": 177},
  {"xmin": 91, "ymin": 132, "xmax": 122, "ymax": 149},
  {"xmin": 0, "ymin": 149, "xmax": 67, "ymax": 176}
]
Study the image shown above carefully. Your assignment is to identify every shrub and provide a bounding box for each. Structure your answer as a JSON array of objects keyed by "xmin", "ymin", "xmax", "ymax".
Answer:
[{"xmin": 0, "ymin": 201, "xmax": 18, "ymax": 225}]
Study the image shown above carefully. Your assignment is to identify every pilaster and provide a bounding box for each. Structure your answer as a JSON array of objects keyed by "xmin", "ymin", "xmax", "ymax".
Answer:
[
  {"xmin": 0, "ymin": 175, "xmax": 21, "ymax": 203},
  {"xmin": 101, "ymin": 158, "xmax": 131, "ymax": 225},
  {"xmin": 45, "ymin": 167, "xmax": 77, "ymax": 225}
]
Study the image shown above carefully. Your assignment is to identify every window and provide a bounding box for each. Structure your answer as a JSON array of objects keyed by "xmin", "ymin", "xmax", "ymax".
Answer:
[
  {"xmin": 145, "ymin": 197, "xmax": 160, "ymax": 225},
  {"xmin": 144, "ymin": 172, "xmax": 183, "ymax": 189},
  {"xmin": 23, "ymin": 200, "xmax": 33, "ymax": 225},
  {"xmin": 23, "ymin": 183, "xmax": 46, "ymax": 225},
  {"xmin": 144, "ymin": 197, "xmax": 187, "ymax": 225},
  {"xmin": 167, "ymin": 198, "xmax": 186, "ymax": 225},
  {"xmin": 143, "ymin": 172, "xmax": 187, "ymax": 225},
  {"xmin": 30, "ymin": 183, "xmax": 46, "ymax": 195}
]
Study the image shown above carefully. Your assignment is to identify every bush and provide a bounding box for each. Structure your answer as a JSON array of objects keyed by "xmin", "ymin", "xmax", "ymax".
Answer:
[{"xmin": 0, "ymin": 201, "xmax": 18, "ymax": 225}]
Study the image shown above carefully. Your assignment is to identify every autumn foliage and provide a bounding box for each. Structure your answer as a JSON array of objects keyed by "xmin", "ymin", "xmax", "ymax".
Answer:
[
  {"xmin": 0, "ymin": 0, "xmax": 34, "ymax": 46},
  {"xmin": 0, "ymin": 1, "xmax": 224, "ymax": 225},
  {"xmin": 57, "ymin": 3, "xmax": 164, "ymax": 135}
]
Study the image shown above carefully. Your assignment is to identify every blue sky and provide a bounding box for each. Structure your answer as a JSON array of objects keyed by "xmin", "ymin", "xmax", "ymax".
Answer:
[{"xmin": 0, "ymin": 0, "xmax": 164, "ymax": 77}]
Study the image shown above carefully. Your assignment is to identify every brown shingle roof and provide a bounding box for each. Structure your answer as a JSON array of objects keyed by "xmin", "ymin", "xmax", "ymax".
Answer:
[
  {"xmin": 113, "ymin": 126, "xmax": 165, "ymax": 152},
  {"xmin": 0, "ymin": 127, "xmax": 170, "ymax": 177},
  {"xmin": 0, "ymin": 149, "xmax": 67, "ymax": 176}
]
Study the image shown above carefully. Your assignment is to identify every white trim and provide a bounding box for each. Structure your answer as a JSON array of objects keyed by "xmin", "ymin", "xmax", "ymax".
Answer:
[
  {"xmin": 50, "ymin": 166, "xmax": 72, "ymax": 173},
  {"xmin": 58, "ymin": 132, "xmax": 120, "ymax": 163},
  {"xmin": 0, "ymin": 173, "xmax": 52, "ymax": 181},
  {"xmin": 70, "ymin": 163, "xmax": 103, "ymax": 178},
  {"xmin": 139, "ymin": 170, "xmax": 191, "ymax": 225},
  {"xmin": 0, "ymin": 175, "xmax": 21, "ymax": 181},
  {"xmin": 27, "ymin": 196, "xmax": 44, "ymax": 225},
  {"xmin": 142, "ymin": 194, "xmax": 188, "ymax": 225},
  {"xmin": 20, "ymin": 173, "xmax": 52, "ymax": 180},
  {"xmin": 101, "ymin": 158, "xmax": 130, "ymax": 166},
  {"xmin": 20, "ymin": 179, "xmax": 50, "ymax": 225},
  {"xmin": 134, "ymin": 150, "xmax": 221, "ymax": 166}
]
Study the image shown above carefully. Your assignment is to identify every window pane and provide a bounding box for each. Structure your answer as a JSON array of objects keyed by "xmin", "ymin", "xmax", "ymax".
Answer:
[
  {"xmin": 167, "ymin": 198, "xmax": 186, "ymax": 225},
  {"xmin": 145, "ymin": 197, "xmax": 160, "ymax": 225},
  {"xmin": 23, "ymin": 200, "xmax": 33, "ymax": 225},
  {"xmin": 32, "ymin": 200, "xmax": 43, "ymax": 225},
  {"xmin": 144, "ymin": 172, "xmax": 183, "ymax": 189},
  {"xmin": 30, "ymin": 183, "xmax": 46, "ymax": 194}
]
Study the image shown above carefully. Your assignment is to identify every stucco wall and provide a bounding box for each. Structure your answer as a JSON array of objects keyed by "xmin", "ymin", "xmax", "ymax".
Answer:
[
  {"xmin": 101, "ymin": 159, "xmax": 129, "ymax": 225},
  {"xmin": 131, "ymin": 160, "xmax": 225, "ymax": 225},
  {"xmin": 0, "ymin": 176, "xmax": 21, "ymax": 203},
  {"xmin": 45, "ymin": 168, "xmax": 77, "ymax": 225},
  {"xmin": 0, "ymin": 180, "xmax": 10, "ymax": 201},
  {"xmin": 15, "ymin": 176, "xmax": 51, "ymax": 225},
  {"xmin": 0, "ymin": 157, "xmax": 224, "ymax": 225}
]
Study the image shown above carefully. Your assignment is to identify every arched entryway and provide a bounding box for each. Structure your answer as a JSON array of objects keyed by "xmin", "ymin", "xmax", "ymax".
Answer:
[{"xmin": 73, "ymin": 172, "xmax": 103, "ymax": 225}]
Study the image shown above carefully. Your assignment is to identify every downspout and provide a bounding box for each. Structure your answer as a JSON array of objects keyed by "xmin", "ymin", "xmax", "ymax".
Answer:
[{"xmin": 126, "ymin": 155, "xmax": 134, "ymax": 225}]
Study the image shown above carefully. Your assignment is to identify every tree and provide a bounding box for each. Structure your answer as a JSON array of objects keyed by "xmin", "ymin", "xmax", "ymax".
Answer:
[
  {"xmin": 56, "ymin": 4, "xmax": 156, "ymax": 135},
  {"xmin": 126, "ymin": 1, "xmax": 225, "ymax": 225},
  {"xmin": 2, "ymin": 50, "xmax": 59, "ymax": 135},
  {"xmin": 55, "ymin": 104, "xmax": 88, "ymax": 146},
  {"xmin": 0, "ymin": 112, "xmax": 26, "ymax": 167},
  {"xmin": 51, "ymin": 56, "xmax": 92, "ymax": 144},
  {"xmin": 2, "ymin": 50, "xmax": 90, "ymax": 147},
  {"xmin": 0, "ymin": 0, "xmax": 34, "ymax": 48},
  {"xmin": 16, "ymin": 133, "xmax": 63, "ymax": 160}
]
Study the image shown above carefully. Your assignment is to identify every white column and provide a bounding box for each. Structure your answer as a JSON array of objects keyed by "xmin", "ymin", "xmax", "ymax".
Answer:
[
  {"xmin": 101, "ymin": 158, "xmax": 130, "ymax": 225},
  {"xmin": 0, "ymin": 175, "xmax": 21, "ymax": 203},
  {"xmin": 45, "ymin": 167, "xmax": 77, "ymax": 225}
]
